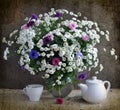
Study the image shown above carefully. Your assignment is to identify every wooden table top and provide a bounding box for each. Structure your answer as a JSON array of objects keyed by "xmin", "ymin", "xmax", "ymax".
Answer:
[{"xmin": 0, "ymin": 89, "xmax": 119, "ymax": 110}]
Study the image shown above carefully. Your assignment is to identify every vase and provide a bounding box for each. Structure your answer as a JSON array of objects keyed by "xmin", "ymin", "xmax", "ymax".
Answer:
[{"xmin": 49, "ymin": 84, "xmax": 73, "ymax": 98}]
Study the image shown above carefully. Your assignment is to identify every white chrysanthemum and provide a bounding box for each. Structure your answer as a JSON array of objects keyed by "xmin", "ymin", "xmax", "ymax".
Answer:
[
  {"xmin": 59, "ymin": 49, "xmax": 65, "ymax": 57},
  {"xmin": 95, "ymin": 71, "xmax": 99, "ymax": 74},
  {"xmin": 110, "ymin": 48, "xmax": 115, "ymax": 55},
  {"xmin": 2, "ymin": 37, "xmax": 7, "ymax": 43},
  {"xmin": 37, "ymin": 39, "xmax": 43, "ymax": 48},
  {"xmin": 3, "ymin": 47, "xmax": 9, "ymax": 60},
  {"xmin": 115, "ymin": 55, "xmax": 118, "ymax": 60},
  {"xmin": 103, "ymin": 48, "xmax": 107, "ymax": 52},
  {"xmin": 105, "ymin": 34, "xmax": 110, "ymax": 41},
  {"xmin": 99, "ymin": 64, "xmax": 104, "ymax": 72},
  {"xmin": 45, "ymin": 74, "xmax": 50, "ymax": 78}
]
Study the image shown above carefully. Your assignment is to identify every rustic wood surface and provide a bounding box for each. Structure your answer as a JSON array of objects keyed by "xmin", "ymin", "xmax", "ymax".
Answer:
[{"xmin": 0, "ymin": 89, "xmax": 119, "ymax": 110}]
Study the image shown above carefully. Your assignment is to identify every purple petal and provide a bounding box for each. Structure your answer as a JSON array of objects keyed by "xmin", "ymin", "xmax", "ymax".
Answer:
[
  {"xmin": 76, "ymin": 51, "xmax": 83, "ymax": 59},
  {"xmin": 27, "ymin": 21, "xmax": 35, "ymax": 27},
  {"xmin": 78, "ymin": 73, "xmax": 87, "ymax": 80},
  {"xmin": 43, "ymin": 34, "xmax": 54, "ymax": 45},
  {"xmin": 54, "ymin": 12, "xmax": 62, "ymax": 17},
  {"xmin": 31, "ymin": 14, "xmax": 38, "ymax": 20}
]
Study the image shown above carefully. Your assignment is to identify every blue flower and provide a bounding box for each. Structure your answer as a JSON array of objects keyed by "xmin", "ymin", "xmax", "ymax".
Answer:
[
  {"xmin": 76, "ymin": 51, "xmax": 83, "ymax": 59},
  {"xmin": 78, "ymin": 73, "xmax": 87, "ymax": 80},
  {"xmin": 29, "ymin": 50, "xmax": 39, "ymax": 59}
]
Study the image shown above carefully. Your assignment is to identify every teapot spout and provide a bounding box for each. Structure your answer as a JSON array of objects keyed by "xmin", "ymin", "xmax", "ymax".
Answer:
[{"xmin": 78, "ymin": 83, "xmax": 88, "ymax": 93}]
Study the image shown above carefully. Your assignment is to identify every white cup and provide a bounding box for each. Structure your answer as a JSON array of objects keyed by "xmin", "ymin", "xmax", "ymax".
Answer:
[{"xmin": 23, "ymin": 84, "xmax": 43, "ymax": 101}]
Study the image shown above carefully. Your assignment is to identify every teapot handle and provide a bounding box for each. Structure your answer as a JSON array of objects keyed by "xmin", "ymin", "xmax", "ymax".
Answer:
[{"xmin": 103, "ymin": 81, "xmax": 111, "ymax": 94}]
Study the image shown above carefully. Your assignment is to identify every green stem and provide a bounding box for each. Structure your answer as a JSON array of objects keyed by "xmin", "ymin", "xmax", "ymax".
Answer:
[{"xmin": 58, "ymin": 86, "xmax": 61, "ymax": 97}]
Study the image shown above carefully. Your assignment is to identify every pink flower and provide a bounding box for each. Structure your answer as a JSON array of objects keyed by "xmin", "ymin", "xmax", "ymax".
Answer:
[
  {"xmin": 22, "ymin": 24, "xmax": 29, "ymax": 29},
  {"xmin": 52, "ymin": 57, "xmax": 60, "ymax": 66},
  {"xmin": 56, "ymin": 98, "xmax": 64, "ymax": 104},
  {"xmin": 82, "ymin": 35, "xmax": 90, "ymax": 41},
  {"xmin": 69, "ymin": 22, "xmax": 77, "ymax": 30}
]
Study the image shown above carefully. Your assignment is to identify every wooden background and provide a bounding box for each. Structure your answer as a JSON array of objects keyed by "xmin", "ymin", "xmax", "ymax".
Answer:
[{"xmin": 0, "ymin": 0, "xmax": 120, "ymax": 89}]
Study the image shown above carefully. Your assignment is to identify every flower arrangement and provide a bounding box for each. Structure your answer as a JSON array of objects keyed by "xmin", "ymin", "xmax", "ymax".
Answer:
[{"xmin": 2, "ymin": 8, "xmax": 118, "ymax": 94}]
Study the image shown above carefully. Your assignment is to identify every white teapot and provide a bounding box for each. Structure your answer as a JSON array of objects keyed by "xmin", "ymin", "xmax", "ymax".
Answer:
[{"xmin": 78, "ymin": 76, "xmax": 111, "ymax": 103}]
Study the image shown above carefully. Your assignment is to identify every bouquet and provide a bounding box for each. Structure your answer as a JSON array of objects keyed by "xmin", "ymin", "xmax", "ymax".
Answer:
[{"xmin": 2, "ymin": 8, "xmax": 117, "ymax": 94}]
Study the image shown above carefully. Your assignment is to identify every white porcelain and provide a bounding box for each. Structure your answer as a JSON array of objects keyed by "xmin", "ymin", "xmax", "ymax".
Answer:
[
  {"xmin": 78, "ymin": 76, "xmax": 111, "ymax": 103},
  {"xmin": 23, "ymin": 84, "xmax": 43, "ymax": 101}
]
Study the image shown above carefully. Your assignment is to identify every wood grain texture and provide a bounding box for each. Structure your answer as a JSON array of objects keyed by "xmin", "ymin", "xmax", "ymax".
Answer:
[
  {"xmin": 0, "ymin": 0, "xmax": 120, "ymax": 88},
  {"xmin": 0, "ymin": 89, "xmax": 120, "ymax": 110}
]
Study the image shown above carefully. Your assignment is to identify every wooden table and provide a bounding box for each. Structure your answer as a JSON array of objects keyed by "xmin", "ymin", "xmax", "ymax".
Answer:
[{"xmin": 0, "ymin": 89, "xmax": 119, "ymax": 110}]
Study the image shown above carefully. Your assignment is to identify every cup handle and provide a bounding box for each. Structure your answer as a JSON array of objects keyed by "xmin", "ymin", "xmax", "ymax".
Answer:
[
  {"xmin": 23, "ymin": 88, "xmax": 27, "ymax": 95},
  {"xmin": 103, "ymin": 81, "xmax": 111, "ymax": 94}
]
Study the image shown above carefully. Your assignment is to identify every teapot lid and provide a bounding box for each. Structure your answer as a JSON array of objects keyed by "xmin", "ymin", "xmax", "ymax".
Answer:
[{"xmin": 86, "ymin": 76, "xmax": 103, "ymax": 84}]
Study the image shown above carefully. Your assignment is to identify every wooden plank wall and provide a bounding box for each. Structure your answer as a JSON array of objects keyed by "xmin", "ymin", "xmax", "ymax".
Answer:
[{"xmin": 0, "ymin": 0, "xmax": 120, "ymax": 89}]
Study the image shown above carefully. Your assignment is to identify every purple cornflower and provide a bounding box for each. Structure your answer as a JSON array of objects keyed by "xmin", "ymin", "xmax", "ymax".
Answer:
[
  {"xmin": 27, "ymin": 21, "xmax": 35, "ymax": 27},
  {"xmin": 29, "ymin": 50, "xmax": 39, "ymax": 60},
  {"xmin": 43, "ymin": 33, "xmax": 54, "ymax": 45},
  {"xmin": 54, "ymin": 12, "xmax": 63, "ymax": 17},
  {"xmin": 78, "ymin": 73, "xmax": 87, "ymax": 80},
  {"xmin": 23, "ymin": 14, "xmax": 38, "ymax": 29},
  {"xmin": 31, "ymin": 14, "xmax": 38, "ymax": 20},
  {"xmin": 76, "ymin": 51, "xmax": 83, "ymax": 59}
]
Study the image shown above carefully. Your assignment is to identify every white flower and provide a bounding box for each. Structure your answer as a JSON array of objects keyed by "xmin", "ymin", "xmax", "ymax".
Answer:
[
  {"xmin": 2, "ymin": 37, "xmax": 7, "ymax": 43},
  {"xmin": 95, "ymin": 71, "xmax": 99, "ymax": 74},
  {"xmin": 30, "ymin": 71, "xmax": 35, "ymax": 75},
  {"xmin": 3, "ymin": 47, "xmax": 9, "ymax": 60},
  {"xmin": 52, "ymin": 83, "xmax": 56, "ymax": 87},
  {"xmin": 47, "ymin": 54, "xmax": 50, "ymax": 58},
  {"xmin": 59, "ymin": 49, "xmax": 65, "ymax": 57},
  {"xmin": 50, "ymin": 51, "xmax": 54, "ymax": 56},
  {"xmin": 45, "ymin": 74, "xmax": 50, "ymax": 78},
  {"xmin": 24, "ymin": 17, "xmax": 29, "ymax": 21},
  {"xmin": 58, "ymin": 76, "xmax": 61, "ymax": 80},
  {"xmin": 105, "ymin": 34, "xmax": 110, "ymax": 41},
  {"xmin": 100, "ymin": 31, "xmax": 105, "ymax": 35},
  {"xmin": 35, "ymin": 19, "xmax": 41, "ymax": 26},
  {"xmin": 115, "ymin": 55, "xmax": 118, "ymax": 60},
  {"xmin": 41, "ymin": 52, "xmax": 46, "ymax": 57},
  {"xmin": 66, "ymin": 67, "xmax": 73, "ymax": 72},
  {"xmin": 103, "ymin": 48, "xmax": 107, "ymax": 52},
  {"xmin": 17, "ymin": 50, "xmax": 21, "ymax": 54},
  {"xmin": 9, "ymin": 30, "xmax": 18, "ymax": 38},
  {"xmin": 57, "ymin": 80, "xmax": 62, "ymax": 85},
  {"xmin": 62, "ymin": 57, "xmax": 66, "ymax": 61},
  {"xmin": 106, "ymin": 30, "xmax": 109, "ymax": 35},
  {"xmin": 99, "ymin": 64, "xmax": 104, "ymax": 72},
  {"xmin": 110, "ymin": 48, "xmax": 115, "ymax": 55},
  {"xmin": 37, "ymin": 39, "xmax": 43, "ymax": 48}
]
